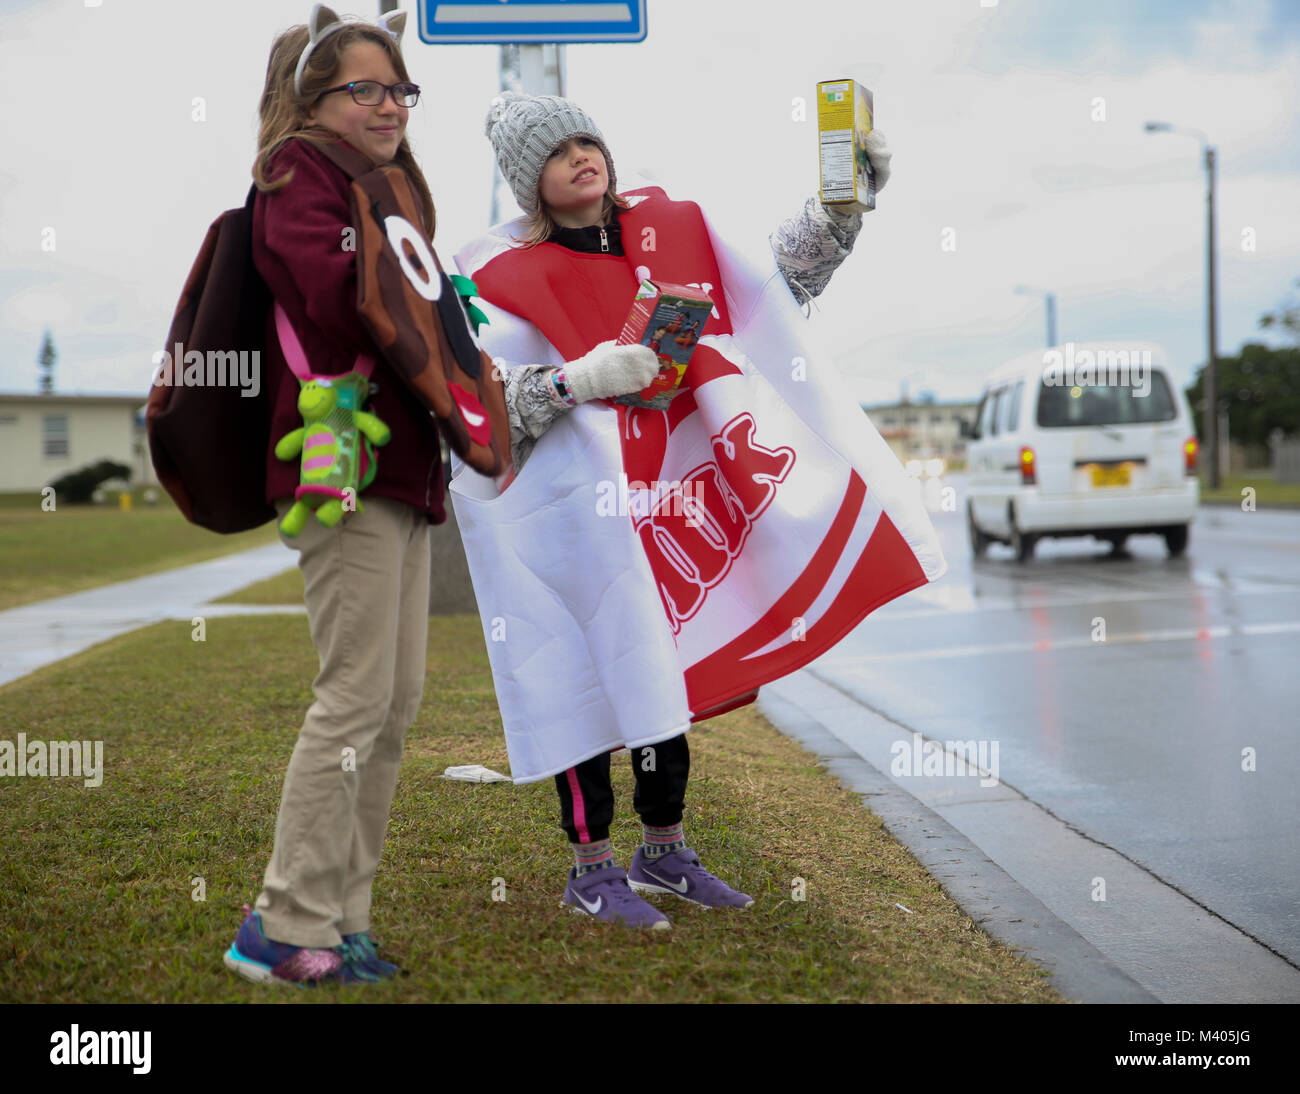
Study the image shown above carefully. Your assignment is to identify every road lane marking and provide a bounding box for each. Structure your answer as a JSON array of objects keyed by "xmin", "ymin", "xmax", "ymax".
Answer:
[
  {"xmin": 824, "ymin": 619, "xmax": 1300, "ymax": 664},
  {"xmin": 871, "ymin": 582, "xmax": 1300, "ymax": 621}
]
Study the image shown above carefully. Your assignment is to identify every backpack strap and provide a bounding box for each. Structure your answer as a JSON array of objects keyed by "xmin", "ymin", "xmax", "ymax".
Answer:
[
  {"xmin": 274, "ymin": 300, "xmax": 374, "ymax": 380},
  {"xmin": 309, "ymin": 136, "xmax": 374, "ymax": 182}
]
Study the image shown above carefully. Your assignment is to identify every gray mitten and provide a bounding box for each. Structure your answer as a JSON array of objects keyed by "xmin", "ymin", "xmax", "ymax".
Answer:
[
  {"xmin": 564, "ymin": 340, "xmax": 660, "ymax": 403},
  {"xmin": 864, "ymin": 128, "xmax": 891, "ymax": 192}
]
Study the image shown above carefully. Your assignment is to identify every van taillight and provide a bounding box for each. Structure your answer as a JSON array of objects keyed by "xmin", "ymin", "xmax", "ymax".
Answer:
[
  {"xmin": 1184, "ymin": 437, "xmax": 1198, "ymax": 475},
  {"xmin": 1020, "ymin": 446, "xmax": 1036, "ymax": 485}
]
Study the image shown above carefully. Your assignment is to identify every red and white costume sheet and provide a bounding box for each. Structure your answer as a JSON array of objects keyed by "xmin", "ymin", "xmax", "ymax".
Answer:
[{"xmin": 451, "ymin": 187, "xmax": 946, "ymax": 784}]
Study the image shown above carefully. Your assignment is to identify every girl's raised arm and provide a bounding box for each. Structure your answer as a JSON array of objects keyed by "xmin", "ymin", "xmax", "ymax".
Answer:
[{"xmin": 769, "ymin": 128, "xmax": 893, "ymax": 305}]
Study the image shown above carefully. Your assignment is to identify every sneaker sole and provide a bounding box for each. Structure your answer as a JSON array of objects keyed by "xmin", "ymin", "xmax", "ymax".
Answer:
[
  {"xmin": 628, "ymin": 878, "xmax": 754, "ymax": 909},
  {"xmin": 223, "ymin": 945, "xmax": 359, "ymax": 986},
  {"xmin": 223, "ymin": 945, "xmax": 297, "ymax": 986},
  {"xmin": 560, "ymin": 900, "xmax": 671, "ymax": 930}
]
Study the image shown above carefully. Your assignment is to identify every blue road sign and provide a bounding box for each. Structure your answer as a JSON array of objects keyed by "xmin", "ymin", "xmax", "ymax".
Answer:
[{"xmin": 419, "ymin": 1, "xmax": 647, "ymax": 45}]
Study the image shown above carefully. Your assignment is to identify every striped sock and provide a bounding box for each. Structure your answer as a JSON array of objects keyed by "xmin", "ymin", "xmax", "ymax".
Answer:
[
  {"xmin": 573, "ymin": 838, "xmax": 617, "ymax": 876},
  {"xmin": 642, "ymin": 823, "xmax": 686, "ymax": 859}
]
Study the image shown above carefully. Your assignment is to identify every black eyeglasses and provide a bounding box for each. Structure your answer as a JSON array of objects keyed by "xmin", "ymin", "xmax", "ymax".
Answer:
[{"xmin": 317, "ymin": 80, "xmax": 420, "ymax": 108}]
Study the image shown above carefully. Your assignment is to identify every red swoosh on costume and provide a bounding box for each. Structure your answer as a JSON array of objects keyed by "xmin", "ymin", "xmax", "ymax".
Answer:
[
  {"xmin": 618, "ymin": 346, "xmax": 742, "ymax": 484},
  {"xmin": 682, "ymin": 473, "xmax": 927, "ymax": 715}
]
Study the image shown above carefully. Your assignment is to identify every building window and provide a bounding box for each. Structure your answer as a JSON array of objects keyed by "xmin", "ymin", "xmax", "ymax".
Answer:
[
  {"xmin": 930, "ymin": 414, "xmax": 944, "ymax": 424},
  {"xmin": 881, "ymin": 415, "xmax": 896, "ymax": 425},
  {"xmin": 904, "ymin": 414, "xmax": 918, "ymax": 425},
  {"xmin": 43, "ymin": 414, "xmax": 68, "ymax": 458}
]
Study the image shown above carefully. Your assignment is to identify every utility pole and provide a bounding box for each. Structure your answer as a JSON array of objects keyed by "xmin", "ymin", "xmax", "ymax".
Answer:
[
  {"xmin": 1144, "ymin": 121, "xmax": 1220, "ymax": 488},
  {"xmin": 1205, "ymin": 143, "xmax": 1220, "ymax": 488},
  {"xmin": 1013, "ymin": 285, "xmax": 1057, "ymax": 348}
]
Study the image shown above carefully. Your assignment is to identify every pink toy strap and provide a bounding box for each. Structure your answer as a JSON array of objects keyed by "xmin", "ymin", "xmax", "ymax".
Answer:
[{"xmin": 274, "ymin": 301, "xmax": 375, "ymax": 380}]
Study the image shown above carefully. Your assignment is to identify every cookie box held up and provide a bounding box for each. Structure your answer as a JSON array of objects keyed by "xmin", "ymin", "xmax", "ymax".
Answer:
[
  {"xmin": 612, "ymin": 279, "xmax": 715, "ymax": 410},
  {"xmin": 817, "ymin": 79, "xmax": 875, "ymax": 213}
]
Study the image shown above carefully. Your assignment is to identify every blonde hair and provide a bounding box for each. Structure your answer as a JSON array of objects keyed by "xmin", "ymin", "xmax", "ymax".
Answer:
[
  {"xmin": 513, "ymin": 187, "xmax": 631, "ymax": 249},
  {"xmin": 254, "ymin": 22, "xmax": 436, "ymax": 237}
]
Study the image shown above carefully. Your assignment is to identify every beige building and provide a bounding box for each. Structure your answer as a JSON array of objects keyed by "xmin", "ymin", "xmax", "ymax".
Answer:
[
  {"xmin": 863, "ymin": 398, "xmax": 980, "ymax": 467},
  {"xmin": 0, "ymin": 393, "xmax": 154, "ymax": 493}
]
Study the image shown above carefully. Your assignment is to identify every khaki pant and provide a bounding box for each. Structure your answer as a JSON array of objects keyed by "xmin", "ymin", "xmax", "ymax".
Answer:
[{"xmin": 255, "ymin": 496, "xmax": 431, "ymax": 948}]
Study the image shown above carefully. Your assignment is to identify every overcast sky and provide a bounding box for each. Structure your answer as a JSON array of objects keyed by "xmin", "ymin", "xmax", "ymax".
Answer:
[{"xmin": 2, "ymin": 0, "xmax": 1298, "ymax": 406}]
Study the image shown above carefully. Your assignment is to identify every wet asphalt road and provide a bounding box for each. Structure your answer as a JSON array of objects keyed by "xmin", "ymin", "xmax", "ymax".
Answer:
[{"xmin": 809, "ymin": 473, "xmax": 1300, "ymax": 968}]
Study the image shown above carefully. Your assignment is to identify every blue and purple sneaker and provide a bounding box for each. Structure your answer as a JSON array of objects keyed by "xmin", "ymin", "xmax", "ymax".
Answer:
[
  {"xmin": 561, "ymin": 865, "xmax": 671, "ymax": 930},
  {"xmin": 627, "ymin": 846, "xmax": 754, "ymax": 909},
  {"xmin": 223, "ymin": 905, "xmax": 375, "ymax": 986},
  {"xmin": 340, "ymin": 931, "xmax": 405, "ymax": 979}
]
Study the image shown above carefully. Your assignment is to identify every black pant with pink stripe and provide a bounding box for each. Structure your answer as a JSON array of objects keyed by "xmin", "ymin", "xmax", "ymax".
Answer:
[{"xmin": 554, "ymin": 734, "xmax": 690, "ymax": 844}]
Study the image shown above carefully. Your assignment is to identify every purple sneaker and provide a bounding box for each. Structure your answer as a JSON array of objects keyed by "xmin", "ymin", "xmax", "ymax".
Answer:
[
  {"xmin": 628, "ymin": 846, "xmax": 754, "ymax": 909},
  {"xmin": 223, "ymin": 904, "xmax": 360, "ymax": 986},
  {"xmin": 561, "ymin": 866, "xmax": 671, "ymax": 930}
]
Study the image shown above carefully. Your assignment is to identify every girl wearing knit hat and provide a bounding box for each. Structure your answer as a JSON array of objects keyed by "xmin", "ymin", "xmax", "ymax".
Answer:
[{"xmin": 453, "ymin": 91, "xmax": 914, "ymax": 930}]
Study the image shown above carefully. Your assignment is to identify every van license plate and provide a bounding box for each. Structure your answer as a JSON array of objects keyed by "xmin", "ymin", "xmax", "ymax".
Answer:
[{"xmin": 1091, "ymin": 464, "xmax": 1130, "ymax": 487}]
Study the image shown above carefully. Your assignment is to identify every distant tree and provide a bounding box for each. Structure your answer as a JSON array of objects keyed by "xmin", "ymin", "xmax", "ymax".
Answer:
[
  {"xmin": 37, "ymin": 330, "xmax": 56, "ymax": 393},
  {"xmin": 1185, "ymin": 279, "xmax": 1300, "ymax": 448},
  {"xmin": 1185, "ymin": 342, "xmax": 1300, "ymax": 447},
  {"xmin": 1258, "ymin": 277, "xmax": 1300, "ymax": 344}
]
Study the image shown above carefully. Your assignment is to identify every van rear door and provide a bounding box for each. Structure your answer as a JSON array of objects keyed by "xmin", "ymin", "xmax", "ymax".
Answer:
[{"xmin": 1032, "ymin": 368, "xmax": 1182, "ymax": 494}]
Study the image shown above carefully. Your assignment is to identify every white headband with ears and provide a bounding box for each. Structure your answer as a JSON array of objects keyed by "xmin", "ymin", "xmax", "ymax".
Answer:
[{"xmin": 293, "ymin": 3, "xmax": 408, "ymax": 98}]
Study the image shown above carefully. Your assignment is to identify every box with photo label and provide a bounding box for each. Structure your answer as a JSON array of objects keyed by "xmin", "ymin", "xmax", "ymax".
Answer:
[{"xmin": 612, "ymin": 280, "xmax": 715, "ymax": 409}]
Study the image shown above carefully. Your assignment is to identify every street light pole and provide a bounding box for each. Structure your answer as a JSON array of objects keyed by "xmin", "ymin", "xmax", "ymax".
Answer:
[
  {"xmin": 1205, "ymin": 143, "xmax": 1220, "ymax": 489},
  {"xmin": 1145, "ymin": 121, "xmax": 1220, "ymax": 489},
  {"xmin": 1013, "ymin": 285, "xmax": 1057, "ymax": 348}
]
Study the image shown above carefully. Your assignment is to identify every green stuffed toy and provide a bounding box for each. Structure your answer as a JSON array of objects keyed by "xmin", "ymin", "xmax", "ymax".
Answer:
[{"xmin": 274, "ymin": 372, "xmax": 390, "ymax": 536}]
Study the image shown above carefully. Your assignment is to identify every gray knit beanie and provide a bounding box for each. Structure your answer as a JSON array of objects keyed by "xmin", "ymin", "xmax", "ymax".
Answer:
[{"xmin": 484, "ymin": 91, "xmax": 617, "ymax": 215}]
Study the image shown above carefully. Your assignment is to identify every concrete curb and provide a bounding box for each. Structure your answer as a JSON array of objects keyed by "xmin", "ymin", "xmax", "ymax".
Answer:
[{"xmin": 758, "ymin": 688, "xmax": 1159, "ymax": 1004}]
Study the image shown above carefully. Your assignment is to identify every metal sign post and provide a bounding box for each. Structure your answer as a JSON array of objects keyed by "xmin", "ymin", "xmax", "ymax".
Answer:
[
  {"xmin": 487, "ymin": 44, "xmax": 567, "ymax": 224},
  {"xmin": 415, "ymin": 1, "xmax": 646, "ymax": 225}
]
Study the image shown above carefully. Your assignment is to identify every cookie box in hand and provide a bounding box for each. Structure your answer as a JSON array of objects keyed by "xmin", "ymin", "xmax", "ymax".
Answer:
[
  {"xmin": 612, "ymin": 280, "xmax": 715, "ymax": 410},
  {"xmin": 817, "ymin": 78, "xmax": 875, "ymax": 213}
]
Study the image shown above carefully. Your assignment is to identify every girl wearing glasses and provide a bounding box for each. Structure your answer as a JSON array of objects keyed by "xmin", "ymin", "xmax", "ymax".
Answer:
[{"xmin": 223, "ymin": 6, "xmax": 659, "ymax": 985}]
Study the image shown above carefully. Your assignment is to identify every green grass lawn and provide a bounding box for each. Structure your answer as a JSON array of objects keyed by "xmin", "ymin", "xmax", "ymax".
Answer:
[
  {"xmin": 0, "ymin": 612, "xmax": 1059, "ymax": 1004},
  {"xmin": 0, "ymin": 492, "xmax": 279, "ymax": 611},
  {"xmin": 1199, "ymin": 473, "xmax": 1300, "ymax": 507}
]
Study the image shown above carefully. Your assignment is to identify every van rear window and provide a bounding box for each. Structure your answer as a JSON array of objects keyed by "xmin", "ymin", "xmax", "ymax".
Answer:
[{"xmin": 1036, "ymin": 371, "xmax": 1177, "ymax": 427}]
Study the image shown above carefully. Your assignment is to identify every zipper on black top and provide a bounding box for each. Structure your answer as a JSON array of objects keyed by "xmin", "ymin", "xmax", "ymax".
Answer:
[{"xmin": 599, "ymin": 226, "xmax": 609, "ymax": 253}]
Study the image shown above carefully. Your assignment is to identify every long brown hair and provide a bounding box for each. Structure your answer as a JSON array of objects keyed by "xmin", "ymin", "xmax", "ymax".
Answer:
[
  {"xmin": 254, "ymin": 22, "xmax": 437, "ymax": 237},
  {"xmin": 513, "ymin": 188, "xmax": 631, "ymax": 249}
]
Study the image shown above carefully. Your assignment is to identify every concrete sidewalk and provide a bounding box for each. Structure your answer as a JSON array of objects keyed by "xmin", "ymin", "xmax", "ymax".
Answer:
[
  {"xmin": 0, "ymin": 506, "xmax": 481, "ymax": 690},
  {"xmin": 0, "ymin": 544, "xmax": 301, "ymax": 688}
]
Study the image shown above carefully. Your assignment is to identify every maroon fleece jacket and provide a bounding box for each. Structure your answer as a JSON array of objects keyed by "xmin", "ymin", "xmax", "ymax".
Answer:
[{"xmin": 253, "ymin": 137, "xmax": 446, "ymax": 522}]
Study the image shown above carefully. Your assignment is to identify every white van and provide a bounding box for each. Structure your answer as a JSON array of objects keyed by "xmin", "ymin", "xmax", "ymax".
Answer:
[{"xmin": 964, "ymin": 342, "xmax": 1199, "ymax": 561}]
